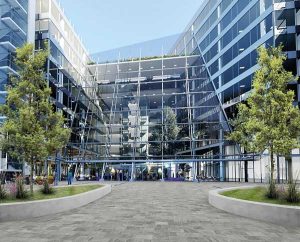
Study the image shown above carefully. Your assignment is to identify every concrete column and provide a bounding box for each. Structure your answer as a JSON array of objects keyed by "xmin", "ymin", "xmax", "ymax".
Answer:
[
  {"xmin": 219, "ymin": 133, "xmax": 225, "ymax": 181},
  {"xmin": 27, "ymin": 0, "xmax": 36, "ymax": 43},
  {"xmin": 54, "ymin": 158, "xmax": 61, "ymax": 186},
  {"xmin": 192, "ymin": 162, "xmax": 197, "ymax": 182},
  {"xmin": 219, "ymin": 161, "xmax": 224, "ymax": 181},
  {"xmin": 100, "ymin": 163, "xmax": 106, "ymax": 181},
  {"xmin": 79, "ymin": 163, "xmax": 85, "ymax": 181},
  {"xmin": 171, "ymin": 163, "xmax": 177, "ymax": 178},
  {"xmin": 161, "ymin": 162, "xmax": 164, "ymax": 181},
  {"xmin": 130, "ymin": 162, "xmax": 135, "ymax": 182}
]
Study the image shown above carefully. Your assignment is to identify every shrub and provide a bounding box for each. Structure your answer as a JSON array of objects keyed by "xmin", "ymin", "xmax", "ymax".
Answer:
[
  {"xmin": 16, "ymin": 176, "xmax": 28, "ymax": 199},
  {"xmin": 47, "ymin": 176, "xmax": 54, "ymax": 185},
  {"xmin": 41, "ymin": 179, "xmax": 54, "ymax": 195},
  {"xmin": 8, "ymin": 183, "xmax": 17, "ymax": 198},
  {"xmin": 285, "ymin": 179, "xmax": 300, "ymax": 203},
  {"xmin": 35, "ymin": 176, "xmax": 43, "ymax": 185},
  {"xmin": 0, "ymin": 172, "xmax": 7, "ymax": 199},
  {"xmin": 265, "ymin": 180, "xmax": 278, "ymax": 199},
  {"xmin": 0, "ymin": 184, "xmax": 7, "ymax": 199},
  {"xmin": 277, "ymin": 185, "xmax": 286, "ymax": 200}
]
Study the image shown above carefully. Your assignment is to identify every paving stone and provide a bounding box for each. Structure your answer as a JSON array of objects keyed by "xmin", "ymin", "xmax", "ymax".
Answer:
[{"xmin": 0, "ymin": 182, "xmax": 300, "ymax": 241}]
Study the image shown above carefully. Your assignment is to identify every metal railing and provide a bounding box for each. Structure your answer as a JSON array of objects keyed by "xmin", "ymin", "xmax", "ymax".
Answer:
[
  {"xmin": 0, "ymin": 58, "xmax": 19, "ymax": 72},
  {"xmin": 1, "ymin": 9, "xmax": 27, "ymax": 31},
  {"xmin": 0, "ymin": 32, "xmax": 24, "ymax": 48}
]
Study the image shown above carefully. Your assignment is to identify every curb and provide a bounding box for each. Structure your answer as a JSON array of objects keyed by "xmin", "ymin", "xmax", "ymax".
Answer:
[
  {"xmin": 0, "ymin": 184, "xmax": 111, "ymax": 222},
  {"xmin": 209, "ymin": 186, "xmax": 300, "ymax": 227}
]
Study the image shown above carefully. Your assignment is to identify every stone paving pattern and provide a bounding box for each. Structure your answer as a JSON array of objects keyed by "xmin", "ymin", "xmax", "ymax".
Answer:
[{"xmin": 0, "ymin": 182, "xmax": 300, "ymax": 242}]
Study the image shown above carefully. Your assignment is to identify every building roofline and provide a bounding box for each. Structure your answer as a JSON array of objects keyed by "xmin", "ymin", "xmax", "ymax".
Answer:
[
  {"xmin": 169, "ymin": 0, "xmax": 209, "ymax": 53},
  {"xmin": 88, "ymin": 54, "xmax": 201, "ymax": 67}
]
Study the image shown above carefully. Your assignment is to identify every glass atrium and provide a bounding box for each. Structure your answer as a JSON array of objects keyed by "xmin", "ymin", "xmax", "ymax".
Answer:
[{"xmin": 87, "ymin": 54, "xmax": 230, "ymax": 180}]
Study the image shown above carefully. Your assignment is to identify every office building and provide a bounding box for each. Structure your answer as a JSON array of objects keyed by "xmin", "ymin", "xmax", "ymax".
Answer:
[
  {"xmin": 0, "ymin": 0, "xmax": 28, "ymax": 172},
  {"xmin": 1, "ymin": 0, "xmax": 300, "ymax": 182}
]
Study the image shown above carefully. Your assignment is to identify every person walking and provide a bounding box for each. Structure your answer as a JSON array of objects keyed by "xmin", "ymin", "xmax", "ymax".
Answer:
[{"xmin": 67, "ymin": 168, "xmax": 73, "ymax": 185}]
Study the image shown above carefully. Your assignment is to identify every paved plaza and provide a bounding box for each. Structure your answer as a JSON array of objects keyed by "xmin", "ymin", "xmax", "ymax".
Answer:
[{"xmin": 0, "ymin": 182, "xmax": 300, "ymax": 242}]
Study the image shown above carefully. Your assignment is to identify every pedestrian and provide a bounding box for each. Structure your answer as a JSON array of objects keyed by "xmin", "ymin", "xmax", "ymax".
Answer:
[{"xmin": 67, "ymin": 168, "xmax": 73, "ymax": 185}]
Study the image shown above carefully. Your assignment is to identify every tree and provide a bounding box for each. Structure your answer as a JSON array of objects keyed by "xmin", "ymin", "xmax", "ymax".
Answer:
[
  {"xmin": 229, "ymin": 46, "xmax": 300, "ymax": 188},
  {"xmin": 0, "ymin": 44, "xmax": 71, "ymax": 194},
  {"xmin": 150, "ymin": 106, "xmax": 180, "ymax": 156}
]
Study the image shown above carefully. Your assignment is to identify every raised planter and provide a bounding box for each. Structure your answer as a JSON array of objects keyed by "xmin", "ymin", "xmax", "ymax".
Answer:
[
  {"xmin": 0, "ymin": 184, "xmax": 111, "ymax": 222},
  {"xmin": 209, "ymin": 186, "xmax": 300, "ymax": 227}
]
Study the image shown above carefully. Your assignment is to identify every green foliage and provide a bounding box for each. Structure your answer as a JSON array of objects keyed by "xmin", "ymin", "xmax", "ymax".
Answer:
[
  {"xmin": 47, "ymin": 175, "xmax": 54, "ymax": 185},
  {"xmin": 0, "ymin": 185, "xmax": 6, "ymax": 199},
  {"xmin": 229, "ymin": 46, "xmax": 300, "ymax": 181},
  {"xmin": 265, "ymin": 180, "xmax": 278, "ymax": 199},
  {"xmin": 15, "ymin": 176, "xmax": 27, "ymax": 199},
  {"xmin": 41, "ymin": 179, "xmax": 54, "ymax": 195},
  {"xmin": 285, "ymin": 179, "xmax": 300, "ymax": 203},
  {"xmin": 222, "ymin": 187, "xmax": 300, "ymax": 206},
  {"xmin": 0, "ymin": 185, "xmax": 102, "ymax": 203},
  {"xmin": 0, "ymin": 172, "xmax": 7, "ymax": 199},
  {"xmin": 0, "ymin": 43, "xmax": 71, "ymax": 194},
  {"xmin": 35, "ymin": 176, "xmax": 43, "ymax": 185},
  {"xmin": 149, "ymin": 106, "xmax": 180, "ymax": 155},
  {"xmin": 163, "ymin": 106, "xmax": 180, "ymax": 141}
]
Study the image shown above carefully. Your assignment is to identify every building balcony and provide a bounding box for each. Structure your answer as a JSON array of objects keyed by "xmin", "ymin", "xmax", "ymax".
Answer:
[
  {"xmin": 0, "ymin": 59, "xmax": 19, "ymax": 76},
  {"xmin": 6, "ymin": 0, "xmax": 28, "ymax": 14},
  {"xmin": 222, "ymin": 92, "xmax": 250, "ymax": 109},
  {"xmin": 0, "ymin": 32, "xmax": 24, "ymax": 51},
  {"xmin": 1, "ymin": 11, "xmax": 27, "ymax": 36}
]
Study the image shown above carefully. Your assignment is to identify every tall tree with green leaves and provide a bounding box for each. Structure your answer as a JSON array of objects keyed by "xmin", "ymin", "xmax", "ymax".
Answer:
[
  {"xmin": 150, "ymin": 106, "xmax": 179, "ymax": 156},
  {"xmin": 0, "ymin": 44, "xmax": 71, "ymax": 194},
  {"xmin": 229, "ymin": 46, "xmax": 300, "ymax": 188}
]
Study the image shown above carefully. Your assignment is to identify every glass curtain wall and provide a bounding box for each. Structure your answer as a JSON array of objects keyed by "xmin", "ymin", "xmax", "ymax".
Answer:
[
  {"xmin": 91, "ymin": 55, "xmax": 229, "ymax": 179},
  {"xmin": 34, "ymin": 0, "xmax": 107, "ymax": 180}
]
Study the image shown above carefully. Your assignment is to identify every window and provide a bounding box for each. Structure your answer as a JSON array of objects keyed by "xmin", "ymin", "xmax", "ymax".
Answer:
[
  {"xmin": 238, "ymin": 32, "xmax": 250, "ymax": 54},
  {"xmin": 220, "ymin": 0, "xmax": 233, "ymax": 13},
  {"xmin": 250, "ymin": 25, "xmax": 260, "ymax": 45},
  {"xmin": 276, "ymin": 34, "xmax": 296, "ymax": 52},
  {"xmin": 209, "ymin": 60, "xmax": 219, "ymax": 76},
  {"xmin": 239, "ymin": 55, "xmax": 251, "ymax": 75}
]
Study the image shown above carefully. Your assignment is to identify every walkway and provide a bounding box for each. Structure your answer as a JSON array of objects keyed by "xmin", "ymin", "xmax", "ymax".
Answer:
[{"xmin": 0, "ymin": 182, "xmax": 300, "ymax": 242}]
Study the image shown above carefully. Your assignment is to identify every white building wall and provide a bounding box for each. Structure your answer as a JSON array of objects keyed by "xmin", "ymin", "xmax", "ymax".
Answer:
[
  {"xmin": 225, "ymin": 145, "xmax": 269, "ymax": 182},
  {"xmin": 27, "ymin": 0, "xmax": 36, "ymax": 43},
  {"xmin": 224, "ymin": 147, "xmax": 300, "ymax": 183},
  {"xmin": 292, "ymin": 149, "xmax": 300, "ymax": 180}
]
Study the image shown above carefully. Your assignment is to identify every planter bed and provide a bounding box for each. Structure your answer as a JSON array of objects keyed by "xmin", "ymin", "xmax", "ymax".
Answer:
[
  {"xmin": 0, "ymin": 184, "xmax": 111, "ymax": 221},
  {"xmin": 209, "ymin": 186, "xmax": 300, "ymax": 227}
]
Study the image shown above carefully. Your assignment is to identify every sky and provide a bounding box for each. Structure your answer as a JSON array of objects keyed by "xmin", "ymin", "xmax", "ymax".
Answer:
[{"xmin": 58, "ymin": 0, "xmax": 203, "ymax": 54}]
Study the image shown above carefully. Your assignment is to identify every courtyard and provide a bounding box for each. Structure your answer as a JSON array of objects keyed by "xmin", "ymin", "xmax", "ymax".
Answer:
[{"xmin": 0, "ymin": 182, "xmax": 299, "ymax": 242}]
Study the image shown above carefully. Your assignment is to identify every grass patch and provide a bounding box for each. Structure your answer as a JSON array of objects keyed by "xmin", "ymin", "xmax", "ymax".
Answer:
[
  {"xmin": 222, "ymin": 187, "xmax": 300, "ymax": 206},
  {"xmin": 0, "ymin": 184, "xmax": 102, "ymax": 204}
]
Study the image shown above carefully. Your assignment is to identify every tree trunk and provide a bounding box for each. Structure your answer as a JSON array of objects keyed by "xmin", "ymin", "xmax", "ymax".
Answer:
[
  {"xmin": 30, "ymin": 160, "xmax": 34, "ymax": 195},
  {"xmin": 244, "ymin": 161, "xmax": 248, "ymax": 182},
  {"xmin": 270, "ymin": 148, "xmax": 274, "ymax": 182}
]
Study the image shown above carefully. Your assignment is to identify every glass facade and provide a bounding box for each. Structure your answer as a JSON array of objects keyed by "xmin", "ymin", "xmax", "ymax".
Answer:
[
  {"xmin": 34, "ymin": 0, "xmax": 106, "ymax": 166},
  {"xmin": 170, "ymin": 0, "xmax": 300, "ymax": 182},
  {"xmin": 0, "ymin": 0, "xmax": 28, "ymax": 172},
  {"xmin": 2, "ymin": 0, "xmax": 300, "ymax": 182},
  {"xmin": 88, "ymin": 55, "xmax": 229, "ymax": 180},
  {"xmin": 0, "ymin": 0, "xmax": 28, "ymax": 95},
  {"xmin": 90, "ymin": 56, "xmax": 228, "ymax": 158}
]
